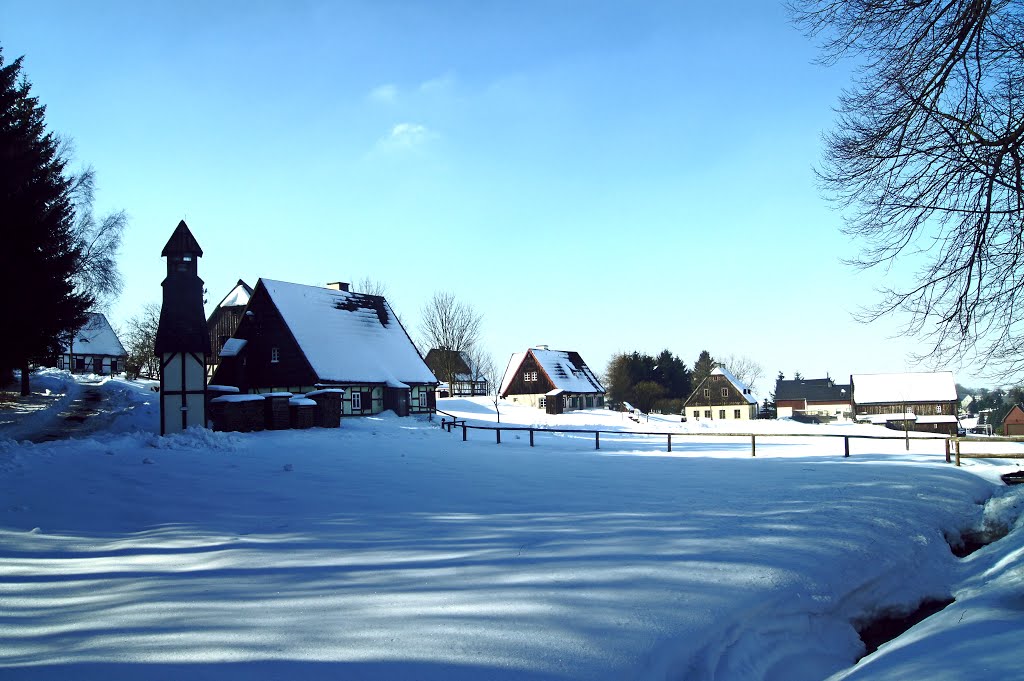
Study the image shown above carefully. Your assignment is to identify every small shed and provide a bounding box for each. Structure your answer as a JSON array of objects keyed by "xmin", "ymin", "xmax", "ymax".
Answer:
[
  {"xmin": 545, "ymin": 389, "xmax": 565, "ymax": 415},
  {"xmin": 1003, "ymin": 405, "xmax": 1024, "ymax": 436}
]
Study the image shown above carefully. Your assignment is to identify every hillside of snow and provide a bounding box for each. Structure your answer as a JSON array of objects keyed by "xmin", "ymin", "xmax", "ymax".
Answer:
[{"xmin": 0, "ymin": 378, "xmax": 1022, "ymax": 680}]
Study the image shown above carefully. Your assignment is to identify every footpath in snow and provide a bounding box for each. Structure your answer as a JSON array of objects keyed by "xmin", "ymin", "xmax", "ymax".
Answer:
[{"xmin": 0, "ymin": 384, "xmax": 1022, "ymax": 680}]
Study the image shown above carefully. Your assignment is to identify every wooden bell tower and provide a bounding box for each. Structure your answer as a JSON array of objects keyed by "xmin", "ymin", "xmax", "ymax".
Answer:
[{"xmin": 154, "ymin": 220, "xmax": 211, "ymax": 435}]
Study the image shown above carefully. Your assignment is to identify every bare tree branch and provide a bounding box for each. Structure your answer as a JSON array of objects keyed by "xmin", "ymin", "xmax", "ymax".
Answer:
[{"xmin": 791, "ymin": 0, "xmax": 1024, "ymax": 378}]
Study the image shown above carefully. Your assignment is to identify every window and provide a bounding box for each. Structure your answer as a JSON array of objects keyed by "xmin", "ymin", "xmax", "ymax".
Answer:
[
  {"xmin": 719, "ymin": 409, "xmax": 726, "ymax": 419},
  {"xmin": 271, "ymin": 347, "xmax": 280, "ymax": 363},
  {"xmin": 704, "ymin": 410, "xmax": 711, "ymax": 418},
  {"xmin": 693, "ymin": 410, "xmax": 700, "ymax": 418},
  {"xmin": 936, "ymin": 404, "xmax": 943, "ymax": 414},
  {"xmin": 703, "ymin": 388, "xmax": 710, "ymax": 398},
  {"xmin": 721, "ymin": 388, "xmax": 728, "ymax": 397},
  {"xmin": 539, "ymin": 396, "xmax": 547, "ymax": 408},
  {"xmin": 734, "ymin": 409, "xmax": 741, "ymax": 419},
  {"xmin": 524, "ymin": 371, "xmax": 537, "ymax": 382},
  {"xmin": 351, "ymin": 391, "xmax": 362, "ymax": 410}
]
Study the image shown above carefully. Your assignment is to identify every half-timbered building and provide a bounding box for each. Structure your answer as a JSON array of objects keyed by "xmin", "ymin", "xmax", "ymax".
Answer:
[
  {"xmin": 424, "ymin": 349, "xmax": 487, "ymax": 397},
  {"xmin": 850, "ymin": 371, "xmax": 960, "ymax": 434},
  {"xmin": 210, "ymin": 279, "xmax": 437, "ymax": 417},
  {"xmin": 499, "ymin": 347, "xmax": 605, "ymax": 412},
  {"xmin": 683, "ymin": 366, "xmax": 758, "ymax": 421},
  {"xmin": 57, "ymin": 313, "xmax": 127, "ymax": 375}
]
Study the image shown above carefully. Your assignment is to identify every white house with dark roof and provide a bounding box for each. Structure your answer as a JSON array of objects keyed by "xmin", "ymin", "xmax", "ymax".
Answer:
[
  {"xmin": 499, "ymin": 346, "xmax": 605, "ymax": 412},
  {"xmin": 850, "ymin": 371, "xmax": 960, "ymax": 434},
  {"xmin": 683, "ymin": 366, "xmax": 758, "ymax": 421},
  {"xmin": 58, "ymin": 313, "xmax": 127, "ymax": 375},
  {"xmin": 210, "ymin": 278, "xmax": 437, "ymax": 417}
]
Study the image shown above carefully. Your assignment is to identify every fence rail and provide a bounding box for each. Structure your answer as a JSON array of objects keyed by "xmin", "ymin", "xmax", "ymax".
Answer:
[
  {"xmin": 437, "ymin": 416, "xmax": 953, "ymax": 459},
  {"xmin": 952, "ymin": 436, "xmax": 1024, "ymax": 466}
]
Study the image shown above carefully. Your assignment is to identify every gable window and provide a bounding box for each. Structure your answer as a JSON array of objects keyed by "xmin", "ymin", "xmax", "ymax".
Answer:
[
  {"xmin": 703, "ymin": 388, "xmax": 710, "ymax": 398},
  {"xmin": 719, "ymin": 409, "xmax": 726, "ymax": 419},
  {"xmin": 352, "ymin": 391, "xmax": 362, "ymax": 411},
  {"xmin": 271, "ymin": 346, "xmax": 280, "ymax": 363},
  {"xmin": 734, "ymin": 409, "xmax": 741, "ymax": 419},
  {"xmin": 721, "ymin": 388, "xmax": 728, "ymax": 398},
  {"xmin": 524, "ymin": 370, "xmax": 538, "ymax": 382}
]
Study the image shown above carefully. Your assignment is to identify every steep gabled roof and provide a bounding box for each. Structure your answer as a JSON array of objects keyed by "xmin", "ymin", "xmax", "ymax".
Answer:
[
  {"xmin": 260, "ymin": 278, "xmax": 436, "ymax": 386},
  {"xmin": 685, "ymin": 366, "xmax": 758, "ymax": 406},
  {"xmin": 161, "ymin": 220, "xmax": 203, "ymax": 257},
  {"xmin": 500, "ymin": 348, "xmax": 605, "ymax": 396},
  {"xmin": 851, "ymin": 371, "xmax": 957, "ymax": 404},
  {"xmin": 62, "ymin": 313, "xmax": 126, "ymax": 357},
  {"xmin": 217, "ymin": 280, "xmax": 252, "ymax": 308},
  {"xmin": 775, "ymin": 378, "xmax": 850, "ymax": 403}
]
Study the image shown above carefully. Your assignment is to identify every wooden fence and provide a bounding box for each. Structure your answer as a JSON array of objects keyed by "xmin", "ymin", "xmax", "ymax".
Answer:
[
  {"xmin": 952, "ymin": 436, "xmax": 1024, "ymax": 466},
  {"xmin": 435, "ymin": 412, "xmax": 953, "ymax": 460}
]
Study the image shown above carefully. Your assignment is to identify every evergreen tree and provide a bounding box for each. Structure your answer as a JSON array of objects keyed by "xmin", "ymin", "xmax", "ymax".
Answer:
[
  {"xmin": 692, "ymin": 350, "xmax": 717, "ymax": 388},
  {"xmin": 0, "ymin": 48, "xmax": 91, "ymax": 394}
]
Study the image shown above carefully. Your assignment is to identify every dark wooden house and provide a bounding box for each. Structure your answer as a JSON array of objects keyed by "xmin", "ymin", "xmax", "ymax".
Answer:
[
  {"xmin": 683, "ymin": 366, "xmax": 758, "ymax": 421},
  {"xmin": 1003, "ymin": 405, "xmax": 1024, "ymax": 436},
  {"xmin": 210, "ymin": 278, "xmax": 437, "ymax": 417},
  {"xmin": 424, "ymin": 348, "xmax": 487, "ymax": 397},
  {"xmin": 499, "ymin": 347, "xmax": 605, "ymax": 411},
  {"xmin": 774, "ymin": 377, "xmax": 852, "ymax": 419},
  {"xmin": 154, "ymin": 220, "xmax": 211, "ymax": 435},
  {"xmin": 206, "ymin": 279, "xmax": 253, "ymax": 379},
  {"xmin": 58, "ymin": 313, "xmax": 127, "ymax": 375},
  {"xmin": 850, "ymin": 371, "xmax": 960, "ymax": 434}
]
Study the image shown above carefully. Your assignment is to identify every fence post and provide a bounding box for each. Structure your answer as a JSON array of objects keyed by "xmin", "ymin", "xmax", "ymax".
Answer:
[
  {"xmin": 529, "ymin": 429, "xmax": 534, "ymax": 447},
  {"xmin": 844, "ymin": 436, "xmax": 850, "ymax": 458},
  {"xmin": 462, "ymin": 424, "xmax": 467, "ymax": 442},
  {"xmin": 945, "ymin": 438, "xmax": 951, "ymax": 464},
  {"xmin": 955, "ymin": 439, "xmax": 961, "ymax": 466},
  {"xmin": 496, "ymin": 428, "xmax": 501, "ymax": 445},
  {"xmin": 595, "ymin": 431, "xmax": 600, "ymax": 450},
  {"xmin": 751, "ymin": 434, "xmax": 756, "ymax": 457},
  {"xmin": 668, "ymin": 433, "xmax": 672, "ymax": 453}
]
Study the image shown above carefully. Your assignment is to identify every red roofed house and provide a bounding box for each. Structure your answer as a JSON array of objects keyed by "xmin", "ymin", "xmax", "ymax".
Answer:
[{"xmin": 1003, "ymin": 405, "xmax": 1024, "ymax": 436}]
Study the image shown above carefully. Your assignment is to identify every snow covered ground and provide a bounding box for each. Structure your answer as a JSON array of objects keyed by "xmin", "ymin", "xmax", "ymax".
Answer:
[{"xmin": 1, "ymin": 380, "xmax": 1022, "ymax": 680}]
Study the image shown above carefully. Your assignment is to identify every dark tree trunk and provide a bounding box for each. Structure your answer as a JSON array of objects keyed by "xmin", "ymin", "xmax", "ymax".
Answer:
[{"xmin": 20, "ymin": 359, "xmax": 30, "ymax": 396}]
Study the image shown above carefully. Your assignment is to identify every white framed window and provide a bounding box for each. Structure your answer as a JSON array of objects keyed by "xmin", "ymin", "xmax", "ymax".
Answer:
[
  {"xmin": 721, "ymin": 388, "xmax": 728, "ymax": 398},
  {"xmin": 352, "ymin": 391, "xmax": 362, "ymax": 410},
  {"xmin": 524, "ymin": 371, "xmax": 538, "ymax": 382},
  {"xmin": 271, "ymin": 347, "xmax": 280, "ymax": 363},
  {"xmin": 539, "ymin": 396, "xmax": 547, "ymax": 408},
  {"xmin": 703, "ymin": 388, "xmax": 710, "ymax": 398}
]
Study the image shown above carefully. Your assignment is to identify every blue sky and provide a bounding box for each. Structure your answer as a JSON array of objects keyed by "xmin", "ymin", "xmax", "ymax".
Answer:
[{"xmin": 1, "ymin": 1, "xmax": 986, "ymax": 390}]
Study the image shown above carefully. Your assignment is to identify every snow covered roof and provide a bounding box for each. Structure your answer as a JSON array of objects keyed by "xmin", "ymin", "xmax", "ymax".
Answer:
[
  {"xmin": 712, "ymin": 366, "xmax": 758, "ymax": 404},
  {"xmin": 500, "ymin": 348, "xmax": 605, "ymax": 396},
  {"xmin": 62, "ymin": 313, "xmax": 126, "ymax": 357},
  {"xmin": 852, "ymin": 372, "xmax": 957, "ymax": 404},
  {"xmin": 260, "ymin": 278, "xmax": 437, "ymax": 386},
  {"xmin": 219, "ymin": 338, "xmax": 247, "ymax": 357},
  {"xmin": 218, "ymin": 280, "xmax": 252, "ymax": 308}
]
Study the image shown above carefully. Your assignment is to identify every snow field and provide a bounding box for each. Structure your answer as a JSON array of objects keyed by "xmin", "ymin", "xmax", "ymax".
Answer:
[{"xmin": 0, "ymin": 386, "xmax": 1021, "ymax": 680}]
